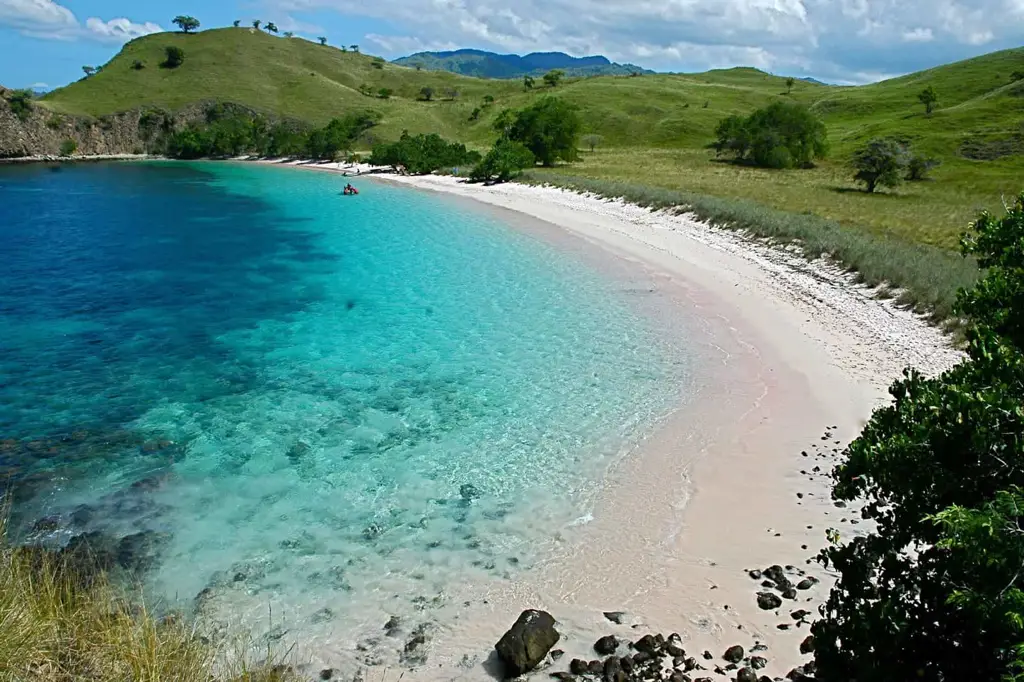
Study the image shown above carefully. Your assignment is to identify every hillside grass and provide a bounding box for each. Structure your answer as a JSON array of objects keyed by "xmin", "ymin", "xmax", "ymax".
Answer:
[
  {"xmin": 0, "ymin": 518, "xmax": 293, "ymax": 682},
  {"xmin": 36, "ymin": 27, "xmax": 1024, "ymax": 256}
]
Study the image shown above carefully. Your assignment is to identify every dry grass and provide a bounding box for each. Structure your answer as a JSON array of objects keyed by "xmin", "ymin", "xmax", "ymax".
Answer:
[{"xmin": 0, "ymin": 517, "xmax": 294, "ymax": 682}]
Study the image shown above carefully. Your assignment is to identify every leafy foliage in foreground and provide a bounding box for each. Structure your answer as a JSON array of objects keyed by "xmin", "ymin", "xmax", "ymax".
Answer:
[
  {"xmin": 368, "ymin": 131, "xmax": 480, "ymax": 174},
  {"xmin": 714, "ymin": 101, "xmax": 828, "ymax": 169},
  {"xmin": 813, "ymin": 194, "xmax": 1024, "ymax": 681}
]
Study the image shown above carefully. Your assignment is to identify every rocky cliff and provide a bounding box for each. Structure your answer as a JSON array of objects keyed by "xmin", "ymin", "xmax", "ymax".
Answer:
[{"xmin": 0, "ymin": 88, "xmax": 252, "ymax": 159}]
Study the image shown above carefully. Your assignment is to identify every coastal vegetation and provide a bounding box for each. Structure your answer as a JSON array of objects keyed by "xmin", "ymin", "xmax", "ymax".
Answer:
[
  {"xmin": 369, "ymin": 131, "xmax": 480, "ymax": 173},
  {"xmin": 0, "ymin": 516, "xmax": 294, "ymax": 682},
  {"xmin": 712, "ymin": 101, "xmax": 828, "ymax": 168},
  {"xmin": 813, "ymin": 194, "xmax": 1024, "ymax": 681}
]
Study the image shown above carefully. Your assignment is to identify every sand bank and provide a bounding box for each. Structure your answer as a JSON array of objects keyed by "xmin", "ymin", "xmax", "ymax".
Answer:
[{"xmin": 255, "ymin": 159, "xmax": 961, "ymax": 679}]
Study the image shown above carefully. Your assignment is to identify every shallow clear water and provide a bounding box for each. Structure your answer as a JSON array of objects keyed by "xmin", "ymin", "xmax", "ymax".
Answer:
[{"xmin": 0, "ymin": 161, "xmax": 688, "ymax": 658}]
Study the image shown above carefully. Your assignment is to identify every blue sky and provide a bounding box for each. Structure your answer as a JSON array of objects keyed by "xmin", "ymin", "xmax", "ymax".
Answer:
[{"xmin": 2, "ymin": 0, "xmax": 1023, "ymax": 90}]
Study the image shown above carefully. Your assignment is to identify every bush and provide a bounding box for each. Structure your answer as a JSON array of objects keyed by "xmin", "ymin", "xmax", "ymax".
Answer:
[
  {"xmin": 305, "ymin": 111, "xmax": 381, "ymax": 160},
  {"xmin": 470, "ymin": 139, "xmax": 535, "ymax": 183},
  {"xmin": 852, "ymin": 138, "xmax": 906, "ymax": 193},
  {"xmin": 714, "ymin": 101, "xmax": 828, "ymax": 169},
  {"xmin": 907, "ymin": 153, "xmax": 941, "ymax": 181},
  {"xmin": 813, "ymin": 194, "xmax": 1024, "ymax": 682},
  {"xmin": 502, "ymin": 97, "xmax": 582, "ymax": 166},
  {"xmin": 131, "ymin": 60, "xmax": 145, "ymax": 70},
  {"xmin": 418, "ymin": 86, "xmax": 434, "ymax": 101},
  {"xmin": 46, "ymin": 116, "xmax": 62, "ymax": 130},
  {"xmin": 377, "ymin": 88, "xmax": 393, "ymax": 100},
  {"xmin": 369, "ymin": 132, "xmax": 480, "ymax": 174},
  {"xmin": 161, "ymin": 46, "xmax": 185, "ymax": 69},
  {"xmin": 59, "ymin": 139, "xmax": 77, "ymax": 157},
  {"xmin": 542, "ymin": 69, "xmax": 564, "ymax": 87},
  {"xmin": 5, "ymin": 89, "xmax": 33, "ymax": 121}
]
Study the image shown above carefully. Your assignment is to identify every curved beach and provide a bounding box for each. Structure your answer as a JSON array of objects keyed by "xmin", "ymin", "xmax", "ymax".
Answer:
[{"xmin": 261, "ymin": 163, "xmax": 961, "ymax": 679}]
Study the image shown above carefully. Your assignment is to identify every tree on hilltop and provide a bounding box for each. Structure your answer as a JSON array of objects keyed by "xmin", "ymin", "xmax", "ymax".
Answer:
[
  {"xmin": 350, "ymin": 44, "xmax": 359, "ymax": 52},
  {"xmin": 232, "ymin": 20, "xmax": 240, "ymax": 27},
  {"xmin": 265, "ymin": 22, "xmax": 278, "ymax": 33},
  {"xmin": 252, "ymin": 19, "xmax": 261, "ymax": 29},
  {"xmin": 318, "ymin": 36, "xmax": 327, "ymax": 45},
  {"xmin": 82, "ymin": 65, "xmax": 96, "ymax": 77},
  {"xmin": 918, "ymin": 85, "xmax": 938, "ymax": 115},
  {"xmin": 542, "ymin": 69, "xmax": 564, "ymax": 87},
  {"xmin": 284, "ymin": 31, "xmax": 294, "ymax": 37},
  {"xmin": 172, "ymin": 15, "xmax": 200, "ymax": 33},
  {"xmin": 786, "ymin": 76, "xmax": 795, "ymax": 94}
]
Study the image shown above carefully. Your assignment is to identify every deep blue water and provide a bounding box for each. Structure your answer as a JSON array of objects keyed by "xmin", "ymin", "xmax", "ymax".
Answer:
[{"xmin": 0, "ymin": 161, "xmax": 688, "ymax": 657}]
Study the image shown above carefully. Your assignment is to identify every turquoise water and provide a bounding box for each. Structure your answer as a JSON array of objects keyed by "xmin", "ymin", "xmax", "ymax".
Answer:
[{"xmin": 0, "ymin": 161, "xmax": 688, "ymax": 659}]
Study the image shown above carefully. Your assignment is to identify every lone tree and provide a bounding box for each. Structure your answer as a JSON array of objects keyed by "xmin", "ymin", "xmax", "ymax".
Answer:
[
  {"xmin": 378, "ymin": 87, "xmax": 393, "ymax": 99},
  {"xmin": 470, "ymin": 139, "xmax": 535, "ymax": 183},
  {"xmin": 82, "ymin": 65, "xmax": 96, "ymax": 77},
  {"xmin": 581, "ymin": 134, "xmax": 603, "ymax": 153},
  {"xmin": 851, "ymin": 138, "xmax": 906, "ymax": 193},
  {"xmin": 318, "ymin": 36, "xmax": 327, "ymax": 45},
  {"xmin": 419, "ymin": 86, "xmax": 434, "ymax": 101},
  {"xmin": 906, "ymin": 152, "xmax": 941, "ymax": 181},
  {"xmin": 713, "ymin": 101, "xmax": 828, "ymax": 169},
  {"xmin": 265, "ymin": 22, "xmax": 278, "ymax": 33},
  {"xmin": 812, "ymin": 193, "xmax": 1024, "ymax": 682},
  {"xmin": 918, "ymin": 85, "xmax": 938, "ymax": 115},
  {"xmin": 233, "ymin": 20, "xmax": 240, "ymax": 27},
  {"xmin": 283, "ymin": 31, "xmax": 293, "ymax": 37},
  {"xmin": 542, "ymin": 69, "xmax": 564, "ymax": 87},
  {"xmin": 502, "ymin": 96, "xmax": 582, "ymax": 166},
  {"xmin": 172, "ymin": 15, "xmax": 200, "ymax": 33},
  {"xmin": 523, "ymin": 75, "xmax": 535, "ymax": 89},
  {"xmin": 162, "ymin": 46, "xmax": 185, "ymax": 69},
  {"xmin": 252, "ymin": 19, "xmax": 261, "ymax": 29},
  {"xmin": 444, "ymin": 87, "xmax": 459, "ymax": 101},
  {"xmin": 350, "ymin": 44, "xmax": 359, "ymax": 52},
  {"xmin": 786, "ymin": 76, "xmax": 795, "ymax": 94}
]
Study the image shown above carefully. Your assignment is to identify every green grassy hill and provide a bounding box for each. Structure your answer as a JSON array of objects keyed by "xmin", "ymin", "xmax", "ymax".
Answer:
[{"xmin": 39, "ymin": 27, "xmax": 1024, "ymax": 248}]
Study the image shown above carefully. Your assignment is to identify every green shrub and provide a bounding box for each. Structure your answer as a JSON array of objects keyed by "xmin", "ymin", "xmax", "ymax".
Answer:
[
  {"xmin": 131, "ymin": 60, "xmax": 145, "ymax": 70},
  {"xmin": 59, "ymin": 139, "xmax": 77, "ymax": 157},
  {"xmin": 161, "ymin": 46, "xmax": 185, "ymax": 69},
  {"xmin": 369, "ymin": 132, "xmax": 480, "ymax": 174},
  {"xmin": 852, "ymin": 138, "xmax": 906, "ymax": 193},
  {"xmin": 6, "ymin": 89, "xmax": 33, "ymax": 121},
  {"xmin": 813, "ymin": 194, "xmax": 1024, "ymax": 681},
  {"xmin": 46, "ymin": 116, "xmax": 62, "ymax": 130},
  {"xmin": 907, "ymin": 153, "xmax": 941, "ymax": 181},
  {"xmin": 714, "ymin": 101, "xmax": 828, "ymax": 169},
  {"xmin": 502, "ymin": 97, "xmax": 581, "ymax": 166},
  {"xmin": 305, "ymin": 111, "xmax": 381, "ymax": 160},
  {"xmin": 470, "ymin": 139, "xmax": 535, "ymax": 183}
]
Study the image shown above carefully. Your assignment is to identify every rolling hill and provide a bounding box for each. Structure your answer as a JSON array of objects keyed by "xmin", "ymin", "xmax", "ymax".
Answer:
[
  {"xmin": 392, "ymin": 48, "xmax": 652, "ymax": 78},
  {"xmin": 26, "ymin": 27, "xmax": 1024, "ymax": 247}
]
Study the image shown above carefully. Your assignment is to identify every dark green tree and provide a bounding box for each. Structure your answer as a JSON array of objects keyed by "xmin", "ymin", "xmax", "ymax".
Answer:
[
  {"xmin": 59, "ymin": 139, "xmax": 77, "ymax": 157},
  {"xmin": 1013, "ymin": 70, "xmax": 1024, "ymax": 82},
  {"xmin": 906, "ymin": 153, "xmax": 941, "ymax": 181},
  {"xmin": 812, "ymin": 194, "xmax": 1024, "ymax": 682},
  {"xmin": 162, "ymin": 46, "xmax": 185, "ymax": 69},
  {"xmin": 918, "ymin": 85, "xmax": 938, "ymax": 115},
  {"xmin": 265, "ymin": 22, "xmax": 278, "ymax": 33},
  {"xmin": 283, "ymin": 31, "xmax": 294, "ymax": 38},
  {"xmin": 305, "ymin": 111, "xmax": 381, "ymax": 160},
  {"xmin": 504, "ymin": 97, "xmax": 581, "ymax": 166},
  {"xmin": 786, "ymin": 76, "xmax": 795, "ymax": 94},
  {"xmin": 470, "ymin": 139, "xmax": 535, "ymax": 183},
  {"xmin": 6, "ymin": 89, "xmax": 34, "ymax": 121},
  {"xmin": 368, "ymin": 132, "xmax": 480, "ymax": 174},
  {"xmin": 172, "ymin": 15, "xmax": 200, "ymax": 33},
  {"xmin": 852, "ymin": 138, "xmax": 907, "ymax": 193},
  {"xmin": 318, "ymin": 36, "xmax": 327, "ymax": 46},
  {"xmin": 350, "ymin": 44, "xmax": 359, "ymax": 52},
  {"xmin": 377, "ymin": 88, "xmax": 393, "ymax": 99},
  {"xmin": 419, "ymin": 86, "xmax": 434, "ymax": 101},
  {"xmin": 131, "ymin": 60, "xmax": 145, "ymax": 70},
  {"xmin": 523, "ymin": 75, "xmax": 535, "ymax": 89},
  {"xmin": 483, "ymin": 94, "xmax": 495, "ymax": 104},
  {"xmin": 82, "ymin": 66, "xmax": 96, "ymax": 77},
  {"xmin": 713, "ymin": 101, "xmax": 827, "ymax": 169},
  {"xmin": 252, "ymin": 19, "xmax": 261, "ymax": 29},
  {"xmin": 542, "ymin": 69, "xmax": 564, "ymax": 87},
  {"xmin": 233, "ymin": 20, "xmax": 240, "ymax": 27}
]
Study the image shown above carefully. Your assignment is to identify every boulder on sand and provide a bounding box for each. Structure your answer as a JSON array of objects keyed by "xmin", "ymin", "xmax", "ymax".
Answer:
[{"xmin": 495, "ymin": 609, "xmax": 560, "ymax": 677}]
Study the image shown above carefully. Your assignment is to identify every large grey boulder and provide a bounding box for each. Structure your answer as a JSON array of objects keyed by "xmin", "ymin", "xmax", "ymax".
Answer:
[{"xmin": 495, "ymin": 609, "xmax": 560, "ymax": 677}]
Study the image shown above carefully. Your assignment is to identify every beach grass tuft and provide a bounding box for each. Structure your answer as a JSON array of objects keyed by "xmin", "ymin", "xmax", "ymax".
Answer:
[
  {"xmin": 521, "ymin": 173, "xmax": 980, "ymax": 322},
  {"xmin": 0, "ymin": 515, "xmax": 295, "ymax": 682}
]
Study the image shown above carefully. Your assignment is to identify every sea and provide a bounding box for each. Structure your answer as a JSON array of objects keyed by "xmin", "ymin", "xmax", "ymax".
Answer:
[{"xmin": 0, "ymin": 161, "xmax": 690, "ymax": 667}]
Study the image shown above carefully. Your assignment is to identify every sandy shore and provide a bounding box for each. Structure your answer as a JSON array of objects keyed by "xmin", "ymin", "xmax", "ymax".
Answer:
[
  {"xmin": 252, "ymin": 159, "xmax": 961, "ymax": 679},
  {"xmin": 0, "ymin": 153, "xmax": 154, "ymax": 164}
]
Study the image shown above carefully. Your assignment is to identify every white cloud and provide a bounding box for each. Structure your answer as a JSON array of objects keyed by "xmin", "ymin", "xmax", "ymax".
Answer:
[
  {"xmin": 85, "ymin": 17, "xmax": 162, "ymax": 42},
  {"xmin": 272, "ymin": 0, "xmax": 1024, "ymax": 82},
  {"xmin": 0, "ymin": 0, "xmax": 161, "ymax": 41},
  {"xmin": 902, "ymin": 27, "xmax": 934, "ymax": 42}
]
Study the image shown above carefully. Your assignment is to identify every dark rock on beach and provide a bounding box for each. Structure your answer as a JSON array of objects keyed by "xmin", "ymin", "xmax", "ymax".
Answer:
[
  {"xmin": 800, "ymin": 635, "xmax": 815, "ymax": 654},
  {"xmin": 595, "ymin": 634, "xmax": 619, "ymax": 655},
  {"xmin": 603, "ymin": 611, "xmax": 628, "ymax": 624},
  {"xmin": 756, "ymin": 592, "xmax": 782, "ymax": 610},
  {"xmin": 736, "ymin": 668, "xmax": 758, "ymax": 682},
  {"xmin": 495, "ymin": 609, "xmax": 560, "ymax": 677},
  {"xmin": 723, "ymin": 645, "xmax": 744, "ymax": 663},
  {"xmin": 570, "ymin": 659, "xmax": 590, "ymax": 675}
]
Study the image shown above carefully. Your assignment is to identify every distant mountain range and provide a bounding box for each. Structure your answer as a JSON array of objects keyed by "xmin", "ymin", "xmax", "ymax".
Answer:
[{"xmin": 392, "ymin": 49, "xmax": 653, "ymax": 79}]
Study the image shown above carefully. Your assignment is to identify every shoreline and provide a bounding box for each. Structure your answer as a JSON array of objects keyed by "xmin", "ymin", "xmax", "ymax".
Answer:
[
  {"xmin": 0, "ymin": 153, "xmax": 155, "ymax": 164},
  {"xmin": 245, "ymin": 158, "xmax": 962, "ymax": 678}
]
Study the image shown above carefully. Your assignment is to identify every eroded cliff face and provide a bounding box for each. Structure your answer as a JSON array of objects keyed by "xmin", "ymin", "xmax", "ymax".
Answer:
[{"xmin": 0, "ymin": 90, "xmax": 246, "ymax": 159}]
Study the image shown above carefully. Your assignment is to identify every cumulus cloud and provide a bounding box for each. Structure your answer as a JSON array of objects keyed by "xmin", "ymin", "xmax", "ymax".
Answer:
[
  {"xmin": 0, "ymin": 0, "xmax": 161, "ymax": 41},
  {"xmin": 272, "ymin": 0, "xmax": 1024, "ymax": 82}
]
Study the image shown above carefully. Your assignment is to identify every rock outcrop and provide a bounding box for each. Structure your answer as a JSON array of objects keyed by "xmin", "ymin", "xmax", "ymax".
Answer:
[{"xmin": 495, "ymin": 609, "xmax": 560, "ymax": 677}]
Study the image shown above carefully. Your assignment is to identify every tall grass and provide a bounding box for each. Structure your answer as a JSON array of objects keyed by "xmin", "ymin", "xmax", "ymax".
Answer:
[
  {"xmin": 0, "ymin": 517, "xmax": 294, "ymax": 682},
  {"xmin": 522, "ymin": 173, "xmax": 980, "ymax": 322}
]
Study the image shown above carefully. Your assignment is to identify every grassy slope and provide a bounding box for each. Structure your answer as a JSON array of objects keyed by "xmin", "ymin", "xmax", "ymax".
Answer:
[{"xmin": 41, "ymin": 28, "xmax": 1024, "ymax": 248}]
